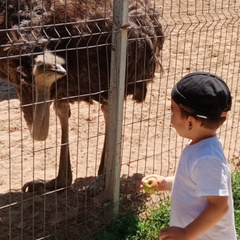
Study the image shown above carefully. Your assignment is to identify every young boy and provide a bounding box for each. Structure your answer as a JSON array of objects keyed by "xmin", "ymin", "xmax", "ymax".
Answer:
[{"xmin": 141, "ymin": 72, "xmax": 237, "ymax": 240}]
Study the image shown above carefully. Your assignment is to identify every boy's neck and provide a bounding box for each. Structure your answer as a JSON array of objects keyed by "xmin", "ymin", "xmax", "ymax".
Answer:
[
  {"xmin": 189, "ymin": 130, "xmax": 216, "ymax": 145},
  {"xmin": 186, "ymin": 115, "xmax": 218, "ymax": 145}
]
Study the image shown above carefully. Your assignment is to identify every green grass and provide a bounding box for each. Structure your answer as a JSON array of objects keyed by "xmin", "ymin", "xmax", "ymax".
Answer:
[
  {"xmin": 89, "ymin": 170, "xmax": 240, "ymax": 240},
  {"xmin": 92, "ymin": 200, "xmax": 170, "ymax": 240},
  {"xmin": 232, "ymin": 170, "xmax": 240, "ymax": 237}
]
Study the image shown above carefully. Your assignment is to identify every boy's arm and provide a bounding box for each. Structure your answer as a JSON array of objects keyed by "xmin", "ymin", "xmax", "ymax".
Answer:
[
  {"xmin": 184, "ymin": 196, "xmax": 229, "ymax": 239},
  {"xmin": 159, "ymin": 195, "xmax": 229, "ymax": 240},
  {"xmin": 162, "ymin": 176, "xmax": 174, "ymax": 191}
]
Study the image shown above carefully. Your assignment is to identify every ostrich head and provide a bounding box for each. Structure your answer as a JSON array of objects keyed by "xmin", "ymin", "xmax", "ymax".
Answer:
[{"xmin": 33, "ymin": 51, "xmax": 66, "ymax": 87}]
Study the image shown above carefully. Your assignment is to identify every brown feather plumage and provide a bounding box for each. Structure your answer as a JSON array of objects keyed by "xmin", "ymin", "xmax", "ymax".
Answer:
[{"xmin": 0, "ymin": 0, "xmax": 164, "ymax": 192}]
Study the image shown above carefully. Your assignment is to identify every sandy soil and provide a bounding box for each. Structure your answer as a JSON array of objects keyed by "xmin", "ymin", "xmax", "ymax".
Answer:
[
  {"xmin": 0, "ymin": 75, "xmax": 173, "ymax": 240},
  {"xmin": 0, "ymin": 0, "xmax": 240, "ymax": 239}
]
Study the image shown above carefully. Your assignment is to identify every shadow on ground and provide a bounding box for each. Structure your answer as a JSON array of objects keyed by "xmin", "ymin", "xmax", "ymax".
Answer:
[{"xmin": 0, "ymin": 173, "xmax": 146, "ymax": 240}]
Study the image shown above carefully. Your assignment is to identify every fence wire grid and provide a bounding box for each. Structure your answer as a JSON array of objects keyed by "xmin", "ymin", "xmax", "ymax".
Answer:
[{"xmin": 0, "ymin": 0, "xmax": 239, "ymax": 239}]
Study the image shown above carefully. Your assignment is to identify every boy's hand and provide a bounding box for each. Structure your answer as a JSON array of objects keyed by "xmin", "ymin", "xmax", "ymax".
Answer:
[
  {"xmin": 140, "ymin": 175, "xmax": 174, "ymax": 191},
  {"xmin": 159, "ymin": 226, "xmax": 192, "ymax": 240},
  {"xmin": 140, "ymin": 175, "xmax": 165, "ymax": 192}
]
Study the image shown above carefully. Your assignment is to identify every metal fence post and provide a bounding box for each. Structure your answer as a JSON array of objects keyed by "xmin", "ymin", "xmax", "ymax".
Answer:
[{"xmin": 103, "ymin": 0, "xmax": 129, "ymax": 218}]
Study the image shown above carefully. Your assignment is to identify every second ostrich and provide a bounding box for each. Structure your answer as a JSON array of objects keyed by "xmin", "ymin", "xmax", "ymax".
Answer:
[{"xmin": 0, "ymin": 0, "xmax": 164, "ymax": 194}]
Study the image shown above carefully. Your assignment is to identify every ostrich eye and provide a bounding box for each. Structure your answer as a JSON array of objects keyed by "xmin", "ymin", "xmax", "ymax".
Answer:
[{"xmin": 36, "ymin": 9, "xmax": 43, "ymax": 15}]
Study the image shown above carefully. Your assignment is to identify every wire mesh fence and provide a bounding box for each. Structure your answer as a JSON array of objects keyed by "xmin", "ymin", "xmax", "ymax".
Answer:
[{"xmin": 0, "ymin": 0, "xmax": 239, "ymax": 239}]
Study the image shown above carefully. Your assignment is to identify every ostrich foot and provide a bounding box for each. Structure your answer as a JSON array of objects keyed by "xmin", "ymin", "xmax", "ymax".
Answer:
[
  {"xmin": 88, "ymin": 175, "xmax": 104, "ymax": 197},
  {"xmin": 22, "ymin": 179, "xmax": 46, "ymax": 192},
  {"xmin": 22, "ymin": 178, "xmax": 72, "ymax": 192}
]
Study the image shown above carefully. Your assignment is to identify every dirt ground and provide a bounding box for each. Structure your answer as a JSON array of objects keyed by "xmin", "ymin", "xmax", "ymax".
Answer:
[
  {"xmin": 0, "ymin": 75, "xmax": 171, "ymax": 240},
  {"xmin": 0, "ymin": 73, "xmax": 172, "ymax": 239},
  {"xmin": 0, "ymin": 0, "xmax": 240, "ymax": 239}
]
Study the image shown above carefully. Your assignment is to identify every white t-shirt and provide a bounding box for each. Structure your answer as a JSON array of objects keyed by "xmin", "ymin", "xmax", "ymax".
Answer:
[{"xmin": 170, "ymin": 136, "xmax": 237, "ymax": 240}]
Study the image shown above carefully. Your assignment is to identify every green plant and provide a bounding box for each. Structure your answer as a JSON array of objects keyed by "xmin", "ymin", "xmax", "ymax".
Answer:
[
  {"xmin": 131, "ymin": 200, "xmax": 170, "ymax": 240},
  {"xmin": 94, "ymin": 211, "xmax": 140, "ymax": 240},
  {"xmin": 91, "ymin": 199, "xmax": 170, "ymax": 240},
  {"xmin": 232, "ymin": 169, "xmax": 240, "ymax": 237}
]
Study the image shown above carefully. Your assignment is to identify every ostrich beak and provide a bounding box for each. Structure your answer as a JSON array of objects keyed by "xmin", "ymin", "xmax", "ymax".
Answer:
[{"xmin": 50, "ymin": 64, "xmax": 66, "ymax": 75}]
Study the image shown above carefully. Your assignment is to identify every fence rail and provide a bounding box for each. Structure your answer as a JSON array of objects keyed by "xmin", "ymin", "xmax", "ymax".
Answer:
[{"xmin": 0, "ymin": 0, "xmax": 239, "ymax": 239}]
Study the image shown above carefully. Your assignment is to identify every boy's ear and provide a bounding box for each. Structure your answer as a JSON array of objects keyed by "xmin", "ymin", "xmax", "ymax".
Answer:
[{"xmin": 187, "ymin": 116, "xmax": 197, "ymax": 130}]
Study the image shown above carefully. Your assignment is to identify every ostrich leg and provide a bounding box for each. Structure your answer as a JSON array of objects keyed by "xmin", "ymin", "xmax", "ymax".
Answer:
[
  {"xmin": 22, "ymin": 101, "xmax": 72, "ymax": 191},
  {"xmin": 98, "ymin": 102, "xmax": 108, "ymax": 176},
  {"xmin": 88, "ymin": 102, "xmax": 108, "ymax": 196},
  {"xmin": 50, "ymin": 101, "xmax": 72, "ymax": 189}
]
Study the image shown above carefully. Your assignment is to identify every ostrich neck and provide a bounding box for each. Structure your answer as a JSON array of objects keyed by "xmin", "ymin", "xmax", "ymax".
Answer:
[{"xmin": 30, "ymin": 84, "xmax": 52, "ymax": 141}]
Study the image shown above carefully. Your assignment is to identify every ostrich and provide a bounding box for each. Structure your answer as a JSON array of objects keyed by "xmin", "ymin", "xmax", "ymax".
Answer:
[
  {"xmin": 21, "ymin": 51, "xmax": 68, "ymax": 192},
  {"xmin": 0, "ymin": 0, "xmax": 164, "ymax": 194}
]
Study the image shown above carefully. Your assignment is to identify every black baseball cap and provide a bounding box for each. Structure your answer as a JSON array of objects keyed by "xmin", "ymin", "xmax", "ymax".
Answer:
[{"xmin": 171, "ymin": 72, "xmax": 232, "ymax": 119}]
